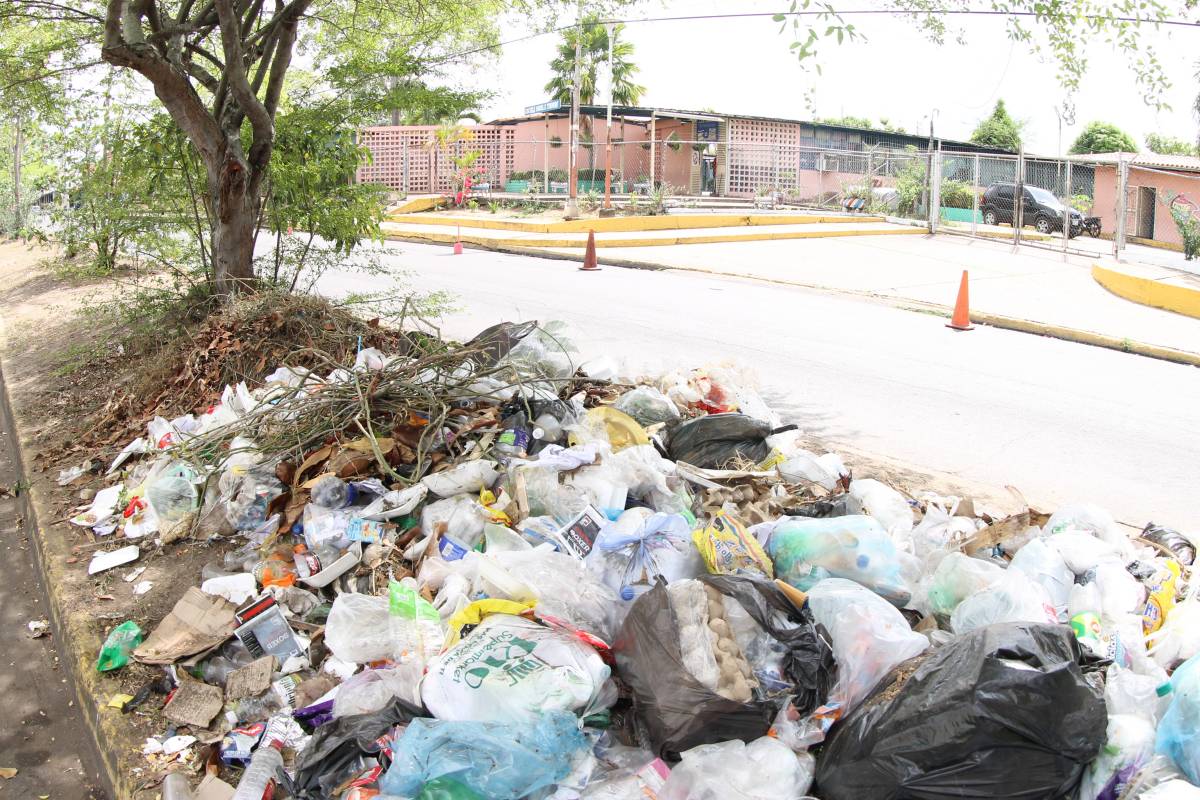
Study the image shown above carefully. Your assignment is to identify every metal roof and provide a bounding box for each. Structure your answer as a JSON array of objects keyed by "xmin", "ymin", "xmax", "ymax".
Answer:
[
  {"xmin": 486, "ymin": 104, "xmax": 1010, "ymax": 152},
  {"xmin": 1068, "ymin": 151, "xmax": 1200, "ymax": 173}
]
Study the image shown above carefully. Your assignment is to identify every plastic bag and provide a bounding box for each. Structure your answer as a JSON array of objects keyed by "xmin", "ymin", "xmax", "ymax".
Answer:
[
  {"xmin": 613, "ymin": 575, "xmax": 835, "ymax": 758},
  {"xmin": 1080, "ymin": 665, "xmax": 1171, "ymax": 800},
  {"xmin": 324, "ymin": 593, "xmax": 397, "ymax": 664},
  {"xmin": 768, "ymin": 516, "xmax": 913, "ymax": 606},
  {"xmin": 666, "ymin": 413, "xmax": 782, "ymax": 469},
  {"xmin": 379, "ymin": 711, "xmax": 587, "ymax": 800},
  {"xmin": 1010, "ymin": 537, "xmax": 1075, "ymax": 618},
  {"xmin": 488, "ymin": 546, "xmax": 624, "ymax": 641},
  {"xmin": 96, "ymin": 621, "xmax": 144, "ymax": 672},
  {"xmin": 387, "ymin": 579, "xmax": 446, "ymax": 664},
  {"xmin": 577, "ymin": 744, "xmax": 670, "ymax": 799},
  {"xmin": 614, "ymin": 386, "xmax": 680, "ymax": 427},
  {"xmin": 923, "ymin": 552, "xmax": 1006, "ymax": 618},
  {"xmin": 331, "ymin": 666, "xmax": 418, "ymax": 718},
  {"xmin": 1156, "ymin": 653, "xmax": 1200, "ymax": 784},
  {"xmin": 423, "ymin": 460, "xmax": 500, "ymax": 498},
  {"xmin": 421, "ymin": 613, "xmax": 611, "ymax": 723},
  {"xmin": 498, "ymin": 321, "xmax": 577, "ymax": 382},
  {"xmin": 949, "ymin": 570, "xmax": 1058, "ymax": 633},
  {"xmin": 291, "ymin": 697, "xmax": 423, "ymax": 799},
  {"xmin": 1047, "ymin": 503, "xmax": 1132, "ymax": 558},
  {"xmin": 692, "ymin": 511, "xmax": 774, "ymax": 579},
  {"xmin": 1049, "ymin": 530, "xmax": 1124, "ymax": 575},
  {"xmin": 804, "ymin": 578, "xmax": 927, "ymax": 719},
  {"xmin": 848, "ymin": 478, "xmax": 914, "ymax": 536},
  {"xmin": 778, "ymin": 450, "xmax": 844, "ymax": 492},
  {"xmin": 586, "ymin": 510, "xmax": 705, "ymax": 602},
  {"xmin": 815, "ymin": 622, "xmax": 1106, "ymax": 800},
  {"xmin": 659, "ymin": 736, "xmax": 815, "ymax": 800}
]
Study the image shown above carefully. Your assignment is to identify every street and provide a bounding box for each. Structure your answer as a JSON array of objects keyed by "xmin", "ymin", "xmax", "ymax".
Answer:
[{"xmin": 319, "ymin": 240, "xmax": 1200, "ymax": 530}]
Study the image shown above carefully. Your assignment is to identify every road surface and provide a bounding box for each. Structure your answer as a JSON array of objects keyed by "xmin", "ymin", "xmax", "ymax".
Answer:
[{"xmin": 317, "ymin": 240, "xmax": 1200, "ymax": 531}]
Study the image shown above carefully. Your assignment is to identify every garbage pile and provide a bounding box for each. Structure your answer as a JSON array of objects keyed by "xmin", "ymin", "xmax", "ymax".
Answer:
[{"xmin": 71, "ymin": 320, "xmax": 1200, "ymax": 799}]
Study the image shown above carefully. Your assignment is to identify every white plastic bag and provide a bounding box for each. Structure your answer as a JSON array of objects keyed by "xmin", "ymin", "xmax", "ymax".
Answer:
[
  {"xmin": 422, "ymin": 460, "xmax": 500, "ymax": 498},
  {"xmin": 659, "ymin": 736, "xmax": 814, "ymax": 800},
  {"xmin": 421, "ymin": 613, "xmax": 611, "ymax": 723},
  {"xmin": 585, "ymin": 510, "xmax": 705, "ymax": 602},
  {"xmin": 332, "ymin": 666, "xmax": 421, "ymax": 717},
  {"xmin": 324, "ymin": 593, "xmax": 394, "ymax": 664},
  {"xmin": 849, "ymin": 478, "xmax": 914, "ymax": 536},
  {"xmin": 949, "ymin": 570, "xmax": 1057, "ymax": 633},
  {"xmin": 1049, "ymin": 530, "xmax": 1122, "ymax": 575},
  {"xmin": 805, "ymin": 578, "xmax": 928, "ymax": 715},
  {"xmin": 922, "ymin": 552, "xmax": 1006, "ymax": 618},
  {"xmin": 1010, "ymin": 537, "xmax": 1074, "ymax": 619},
  {"xmin": 778, "ymin": 450, "xmax": 840, "ymax": 491}
]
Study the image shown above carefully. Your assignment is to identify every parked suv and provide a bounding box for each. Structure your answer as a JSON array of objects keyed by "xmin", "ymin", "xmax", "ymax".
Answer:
[{"xmin": 980, "ymin": 182, "xmax": 1082, "ymax": 237}]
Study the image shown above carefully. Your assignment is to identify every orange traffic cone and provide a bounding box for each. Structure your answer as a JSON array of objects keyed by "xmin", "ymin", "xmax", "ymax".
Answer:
[
  {"xmin": 452, "ymin": 226, "xmax": 463, "ymax": 255},
  {"xmin": 947, "ymin": 270, "xmax": 974, "ymax": 331},
  {"xmin": 579, "ymin": 230, "xmax": 601, "ymax": 271}
]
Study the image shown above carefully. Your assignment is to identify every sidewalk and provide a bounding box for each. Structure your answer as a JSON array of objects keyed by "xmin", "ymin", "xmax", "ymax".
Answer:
[{"xmin": 541, "ymin": 232, "xmax": 1200, "ymax": 358}]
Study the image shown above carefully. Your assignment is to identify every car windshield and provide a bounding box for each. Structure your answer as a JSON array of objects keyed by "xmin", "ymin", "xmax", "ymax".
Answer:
[{"xmin": 1027, "ymin": 186, "xmax": 1063, "ymax": 208}]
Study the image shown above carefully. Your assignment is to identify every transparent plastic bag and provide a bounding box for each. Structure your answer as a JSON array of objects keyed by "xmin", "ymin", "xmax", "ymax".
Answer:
[
  {"xmin": 332, "ymin": 666, "xmax": 421, "ymax": 717},
  {"xmin": 804, "ymin": 578, "xmax": 928, "ymax": 717},
  {"xmin": 848, "ymin": 478, "xmax": 914, "ymax": 536},
  {"xmin": 949, "ymin": 570, "xmax": 1058, "ymax": 634},
  {"xmin": 498, "ymin": 321, "xmax": 577, "ymax": 381},
  {"xmin": 1046, "ymin": 503, "xmax": 1132, "ymax": 558},
  {"xmin": 778, "ymin": 450, "xmax": 842, "ymax": 492},
  {"xmin": 379, "ymin": 711, "xmax": 588, "ymax": 800},
  {"xmin": 923, "ymin": 552, "xmax": 1005, "ymax": 619},
  {"xmin": 585, "ymin": 510, "xmax": 704, "ymax": 602},
  {"xmin": 488, "ymin": 546, "xmax": 624, "ymax": 641},
  {"xmin": 768, "ymin": 515, "xmax": 913, "ymax": 606},
  {"xmin": 1010, "ymin": 537, "xmax": 1074, "ymax": 619},
  {"xmin": 323, "ymin": 593, "xmax": 395, "ymax": 664},
  {"xmin": 613, "ymin": 386, "xmax": 679, "ymax": 427},
  {"xmin": 1156, "ymin": 653, "xmax": 1200, "ymax": 783},
  {"xmin": 659, "ymin": 736, "xmax": 815, "ymax": 800}
]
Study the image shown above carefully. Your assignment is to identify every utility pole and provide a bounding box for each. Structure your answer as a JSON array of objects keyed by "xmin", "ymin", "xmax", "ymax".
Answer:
[
  {"xmin": 602, "ymin": 20, "xmax": 615, "ymax": 213},
  {"xmin": 564, "ymin": 0, "xmax": 583, "ymax": 219}
]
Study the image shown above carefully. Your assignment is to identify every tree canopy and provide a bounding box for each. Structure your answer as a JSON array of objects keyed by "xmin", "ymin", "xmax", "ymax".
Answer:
[
  {"xmin": 1070, "ymin": 122, "xmax": 1139, "ymax": 154},
  {"xmin": 817, "ymin": 116, "xmax": 907, "ymax": 134},
  {"xmin": 970, "ymin": 100, "xmax": 1023, "ymax": 152},
  {"xmin": 544, "ymin": 16, "xmax": 644, "ymax": 107},
  {"xmin": 1145, "ymin": 133, "xmax": 1196, "ymax": 157}
]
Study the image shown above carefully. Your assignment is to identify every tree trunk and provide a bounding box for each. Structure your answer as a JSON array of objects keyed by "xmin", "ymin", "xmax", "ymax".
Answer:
[
  {"xmin": 208, "ymin": 155, "xmax": 258, "ymax": 295},
  {"xmin": 12, "ymin": 115, "xmax": 23, "ymax": 232}
]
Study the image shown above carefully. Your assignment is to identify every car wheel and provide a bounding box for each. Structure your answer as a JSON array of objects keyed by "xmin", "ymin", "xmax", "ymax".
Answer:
[
  {"xmin": 983, "ymin": 209, "xmax": 998, "ymax": 226},
  {"xmin": 1035, "ymin": 216, "xmax": 1052, "ymax": 234}
]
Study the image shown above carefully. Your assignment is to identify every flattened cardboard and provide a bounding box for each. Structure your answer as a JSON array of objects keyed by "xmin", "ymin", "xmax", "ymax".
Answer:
[
  {"xmin": 162, "ymin": 678, "xmax": 224, "ymax": 728},
  {"xmin": 133, "ymin": 587, "xmax": 237, "ymax": 664},
  {"xmin": 224, "ymin": 655, "xmax": 276, "ymax": 700}
]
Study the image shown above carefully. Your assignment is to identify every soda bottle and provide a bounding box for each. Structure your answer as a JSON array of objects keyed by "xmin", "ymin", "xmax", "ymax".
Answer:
[
  {"xmin": 311, "ymin": 475, "xmax": 356, "ymax": 508},
  {"xmin": 495, "ymin": 411, "xmax": 530, "ymax": 459},
  {"xmin": 293, "ymin": 543, "xmax": 341, "ymax": 579},
  {"xmin": 230, "ymin": 715, "xmax": 288, "ymax": 800},
  {"xmin": 252, "ymin": 550, "xmax": 297, "ymax": 588}
]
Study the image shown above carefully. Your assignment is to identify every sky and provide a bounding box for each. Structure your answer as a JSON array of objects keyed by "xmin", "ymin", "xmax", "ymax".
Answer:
[{"xmin": 464, "ymin": 0, "xmax": 1200, "ymax": 155}]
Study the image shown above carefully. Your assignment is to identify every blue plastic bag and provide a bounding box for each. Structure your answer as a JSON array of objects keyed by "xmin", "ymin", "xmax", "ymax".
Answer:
[
  {"xmin": 1155, "ymin": 653, "xmax": 1200, "ymax": 783},
  {"xmin": 379, "ymin": 711, "xmax": 587, "ymax": 800},
  {"xmin": 767, "ymin": 515, "xmax": 912, "ymax": 606},
  {"xmin": 585, "ymin": 511, "xmax": 703, "ymax": 601}
]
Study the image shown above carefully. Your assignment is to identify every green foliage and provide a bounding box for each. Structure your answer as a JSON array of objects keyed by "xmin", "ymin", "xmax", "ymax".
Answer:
[
  {"xmin": 817, "ymin": 115, "xmax": 906, "ymax": 133},
  {"xmin": 939, "ymin": 179, "xmax": 976, "ymax": 209},
  {"xmin": 665, "ymin": 132, "xmax": 682, "ymax": 152},
  {"xmin": 1167, "ymin": 201, "xmax": 1200, "ymax": 260},
  {"xmin": 1069, "ymin": 194, "xmax": 1093, "ymax": 213},
  {"xmin": 895, "ymin": 149, "xmax": 927, "ymax": 217},
  {"xmin": 971, "ymin": 100, "xmax": 1023, "ymax": 152},
  {"xmin": 1145, "ymin": 134, "xmax": 1196, "ymax": 156},
  {"xmin": 1070, "ymin": 122, "xmax": 1138, "ymax": 154},
  {"xmin": 545, "ymin": 16, "xmax": 645, "ymax": 107}
]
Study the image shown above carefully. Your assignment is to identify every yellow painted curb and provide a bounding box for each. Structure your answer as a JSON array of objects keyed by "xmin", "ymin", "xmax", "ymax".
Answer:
[
  {"xmin": 383, "ymin": 225, "xmax": 923, "ymax": 249},
  {"xmin": 1129, "ymin": 235, "xmax": 1184, "ymax": 253},
  {"xmin": 1092, "ymin": 263, "xmax": 1200, "ymax": 319},
  {"xmin": 384, "ymin": 212, "xmax": 884, "ymax": 234},
  {"xmin": 389, "ymin": 196, "xmax": 446, "ymax": 214}
]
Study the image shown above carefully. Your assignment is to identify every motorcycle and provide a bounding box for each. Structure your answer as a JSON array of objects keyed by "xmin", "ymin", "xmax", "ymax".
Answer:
[{"xmin": 1083, "ymin": 216, "xmax": 1102, "ymax": 238}]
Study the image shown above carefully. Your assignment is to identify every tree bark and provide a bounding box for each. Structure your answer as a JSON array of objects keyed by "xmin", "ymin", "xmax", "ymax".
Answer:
[
  {"xmin": 208, "ymin": 153, "xmax": 258, "ymax": 296},
  {"xmin": 12, "ymin": 115, "xmax": 23, "ymax": 232}
]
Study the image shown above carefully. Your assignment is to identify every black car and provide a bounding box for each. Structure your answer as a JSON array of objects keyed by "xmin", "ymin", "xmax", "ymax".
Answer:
[{"xmin": 980, "ymin": 182, "xmax": 1082, "ymax": 237}]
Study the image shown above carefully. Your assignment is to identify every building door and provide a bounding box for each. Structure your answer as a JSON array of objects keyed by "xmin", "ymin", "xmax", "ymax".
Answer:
[
  {"xmin": 1137, "ymin": 186, "xmax": 1156, "ymax": 239},
  {"xmin": 701, "ymin": 154, "xmax": 716, "ymax": 195}
]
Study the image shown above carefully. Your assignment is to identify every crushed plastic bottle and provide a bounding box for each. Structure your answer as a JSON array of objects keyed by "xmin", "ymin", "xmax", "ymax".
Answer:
[
  {"xmin": 311, "ymin": 474, "xmax": 356, "ymax": 508},
  {"xmin": 230, "ymin": 715, "xmax": 287, "ymax": 799}
]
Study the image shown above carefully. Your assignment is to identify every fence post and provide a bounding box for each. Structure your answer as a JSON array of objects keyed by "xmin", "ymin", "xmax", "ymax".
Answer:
[
  {"xmin": 971, "ymin": 153, "xmax": 980, "ymax": 237},
  {"xmin": 649, "ymin": 112, "xmax": 657, "ymax": 191},
  {"xmin": 1063, "ymin": 159, "xmax": 1072, "ymax": 259},
  {"xmin": 723, "ymin": 122, "xmax": 732, "ymax": 197},
  {"xmin": 930, "ymin": 143, "xmax": 942, "ymax": 234},
  {"xmin": 1013, "ymin": 147, "xmax": 1024, "ymax": 248},
  {"xmin": 1114, "ymin": 155, "xmax": 1128, "ymax": 260},
  {"xmin": 403, "ymin": 139, "xmax": 409, "ymax": 195}
]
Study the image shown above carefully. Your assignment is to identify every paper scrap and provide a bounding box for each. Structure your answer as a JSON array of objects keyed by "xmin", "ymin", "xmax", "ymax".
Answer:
[
  {"xmin": 133, "ymin": 581, "xmax": 153, "ymax": 596},
  {"xmin": 195, "ymin": 773, "xmax": 236, "ymax": 800},
  {"xmin": 107, "ymin": 693, "xmax": 134, "ymax": 709},
  {"xmin": 162, "ymin": 735, "xmax": 197, "ymax": 755},
  {"xmin": 0, "ymin": 767, "xmax": 16, "ymax": 779},
  {"xmin": 72, "ymin": 484, "xmax": 123, "ymax": 528},
  {"xmin": 162, "ymin": 679, "xmax": 223, "ymax": 728},
  {"xmin": 124, "ymin": 566, "xmax": 146, "ymax": 583}
]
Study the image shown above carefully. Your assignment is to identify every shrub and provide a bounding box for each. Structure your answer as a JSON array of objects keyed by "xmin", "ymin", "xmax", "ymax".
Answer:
[
  {"xmin": 939, "ymin": 179, "xmax": 976, "ymax": 209},
  {"xmin": 1169, "ymin": 203, "xmax": 1200, "ymax": 260}
]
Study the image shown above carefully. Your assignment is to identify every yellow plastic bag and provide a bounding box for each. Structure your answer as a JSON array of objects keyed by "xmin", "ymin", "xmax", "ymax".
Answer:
[
  {"xmin": 446, "ymin": 599, "xmax": 534, "ymax": 646},
  {"xmin": 1143, "ymin": 559, "xmax": 1181, "ymax": 635},
  {"xmin": 692, "ymin": 511, "xmax": 774, "ymax": 579}
]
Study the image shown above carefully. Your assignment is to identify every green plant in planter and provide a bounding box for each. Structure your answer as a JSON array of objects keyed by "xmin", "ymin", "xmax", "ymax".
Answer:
[{"xmin": 1168, "ymin": 202, "xmax": 1200, "ymax": 260}]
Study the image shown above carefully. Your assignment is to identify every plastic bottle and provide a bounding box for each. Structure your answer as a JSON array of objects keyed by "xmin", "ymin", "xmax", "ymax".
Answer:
[
  {"xmin": 293, "ymin": 543, "xmax": 341, "ymax": 580},
  {"xmin": 231, "ymin": 724, "xmax": 285, "ymax": 800},
  {"xmin": 311, "ymin": 475, "xmax": 356, "ymax": 509},
  {"xmin": 252, "ymin": 550, "xmax": 297, "ymax": 588},
  {"xmin": 532, "ymin": 412, "xmax": 563, "ymax": 443},
  {"xmin": 495, "ymin": 411, "xmax": 530, "ymax": 459},
  {"xmin": 161, "ymin": 772, "xmax": 194, "ymax": 800}
]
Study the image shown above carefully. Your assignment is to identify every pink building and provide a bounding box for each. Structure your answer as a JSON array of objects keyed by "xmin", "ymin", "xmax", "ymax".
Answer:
[
  {"xmin": 358, "ymin": 105, "xmax": 1008, "ymax": 198},
  {"xmin": 1084, "ymin": 152, "xmax": 1200, "ymax": 248}
]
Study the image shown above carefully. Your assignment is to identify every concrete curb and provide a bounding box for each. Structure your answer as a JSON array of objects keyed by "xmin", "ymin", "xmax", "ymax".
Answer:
[
  {"xmin": 389, "ymin": 235, "xmax": 1200, "ymax": 369},
  {"xmin": 382, "ymin": 224, "xmax": 923, "ymax": 250},
  {"xmin": 384, "ymin": 212, "xmax": 884, "ymax": 234},
  {"xmin": 1092, "ymin": 263, "xmax": 1200, "ymax": 320}
]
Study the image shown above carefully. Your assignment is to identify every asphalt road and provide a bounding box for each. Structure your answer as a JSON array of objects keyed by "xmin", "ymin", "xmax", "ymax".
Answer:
[{"xmin": 317, "ymin": 240, "xmax": 1200, "ymax": 531}]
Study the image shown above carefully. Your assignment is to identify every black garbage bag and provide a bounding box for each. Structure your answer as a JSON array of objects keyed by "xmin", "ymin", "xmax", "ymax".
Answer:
[
  {"xmin": 666, "ymin": 413, "xmax": 794, "ymax": 469},
  {"xmin": 815, "ymin": 622, "xmax": 1106, "ymax": 800},
  {"xmin": 613, "ymin": 575, "xmax": 835, "ymax": 760},
  {"xmin": 290, "ymin": 697, "xmax": 425, "ymax": 798}
]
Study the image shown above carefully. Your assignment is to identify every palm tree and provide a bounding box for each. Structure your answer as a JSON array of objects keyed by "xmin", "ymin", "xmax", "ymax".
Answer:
[{"xmin": 544, "ymin": 17, "xmax": 645, "ymax": 172}]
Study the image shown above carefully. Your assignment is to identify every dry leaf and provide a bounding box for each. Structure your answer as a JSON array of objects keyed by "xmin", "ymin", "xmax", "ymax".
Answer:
[{"xmin": 0, "ymin": 767, "xmax": 18, "ymax": 779}]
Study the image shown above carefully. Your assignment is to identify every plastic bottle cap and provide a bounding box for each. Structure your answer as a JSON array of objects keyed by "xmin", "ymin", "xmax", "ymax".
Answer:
[
  {"xmin": 1157, "ymin": 682, "xmax": 1173, "ymax": 697},
  {"xmin": 532, "ymin": 427, "xmax": 545, "ymax": 440}
]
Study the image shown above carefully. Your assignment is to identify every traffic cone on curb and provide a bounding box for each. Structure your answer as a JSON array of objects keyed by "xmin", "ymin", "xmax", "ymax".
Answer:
[
  {"xmin": 947, "ymin": 270, "xmax": 974, "ymax": 331},
  {"xmin": 452, "ymin": 226, "xmax": 463, "ymax": 255},
  {"xmin": 579, "ymin": 230, "xmax": 601, "ymax": 272}
]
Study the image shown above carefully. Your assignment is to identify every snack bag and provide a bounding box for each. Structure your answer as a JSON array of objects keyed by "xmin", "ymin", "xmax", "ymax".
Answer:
[{"xmin": 692, "ymin": 511, "xmax": 773, "ymax": 579}]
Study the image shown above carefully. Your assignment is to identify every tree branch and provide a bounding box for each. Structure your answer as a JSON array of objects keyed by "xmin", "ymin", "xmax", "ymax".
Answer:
[{"xmin": 213, "ymin": 0, "xmax": 272, "ymax": 151}]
